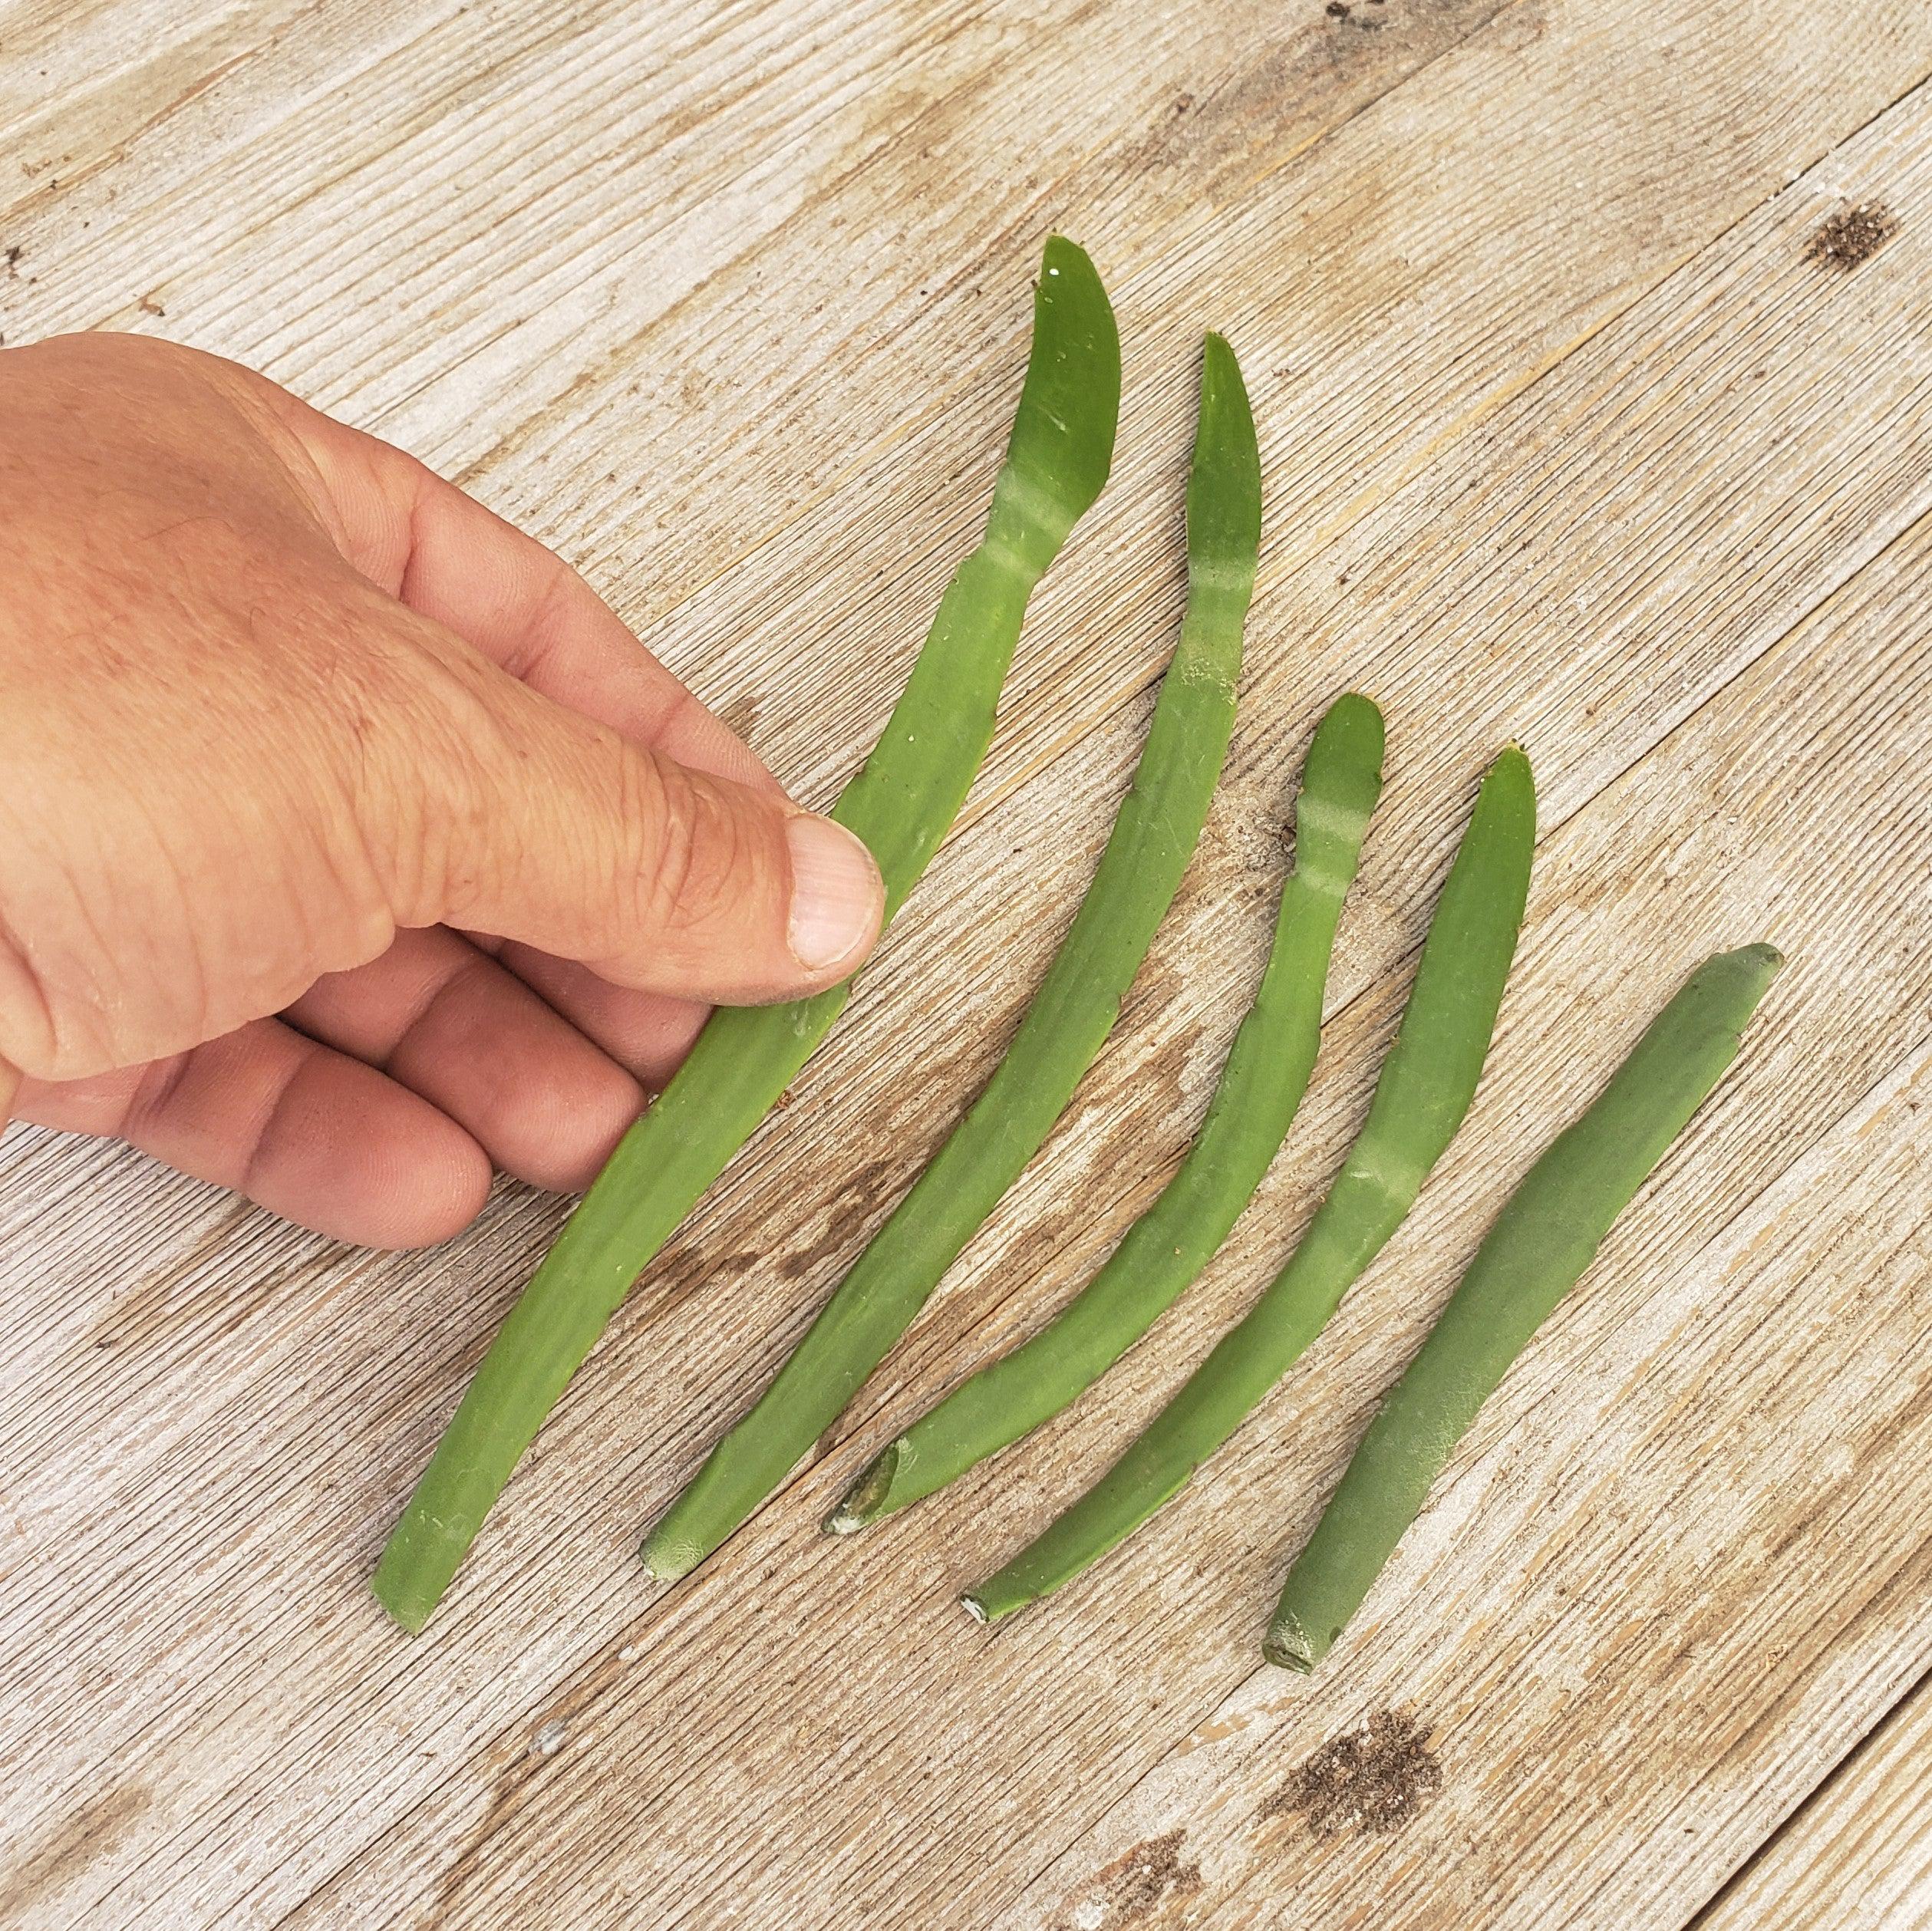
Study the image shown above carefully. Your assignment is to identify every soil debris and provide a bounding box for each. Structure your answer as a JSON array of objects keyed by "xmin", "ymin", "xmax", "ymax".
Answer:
[
  {"xmin": 1808, "ymin": 203, "xmax": 1897, "ymax": 272},
  {"xmin": 1056, "ymin": 1830, "xmax": 1202, "ymax": 1929},
  {"xmin": 1261, "ymin": 1708, "xmax": 1442, "ymax": 1837}
]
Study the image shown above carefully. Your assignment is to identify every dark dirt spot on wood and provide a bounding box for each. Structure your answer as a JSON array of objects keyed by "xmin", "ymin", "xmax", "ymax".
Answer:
[
  {"xmin": 779, "ymin": 1157, "xmax": 896, "ymax": 1280},
  {"xmin": 1260, "ymin": 1708, "xmax": 1441, "ymax": 1837},
  {"xmin": 431, "ymin": 1729, "xmax": 556, "ymax": 1923},
  {"xmin": 1808, "ymin": 203, "xmax": 1897, "ymax": 272},
  {"xmin": 1055, "ymin": 1829, "xmax": 1202, "ymax": 1929},
  {"xmin": 643, "ymin": 1243, "xmax": 761, "ymax": 1303},
  {"xmin": 0, "ymin": 1784, "xmax": 151, "ymax": 1919}
]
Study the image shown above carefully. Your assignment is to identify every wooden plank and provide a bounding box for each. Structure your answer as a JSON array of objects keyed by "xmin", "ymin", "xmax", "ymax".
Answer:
[
  {"xmin": 276, "ymin": 479, "xmax": 1932, "ymax": 1930},
  {"xmin": 0, "ymin": 0, "xmax": 1511, "ymax": 515},
  {"xmin": 450, "ymin": 0, "xmax": 1932, "ymax": 837},
  {"xmin": 0, "ymin": 3, "xmax": 1929, "ymax": 1929},
  {"xmin": 1694, "ymin": 1670, "xmax": 1932, "ymax": 1931},
  {"xmin": 3, "ymin": 0, "xmax": 1923, "ymax": 832},
  {"xmin": 275, "ymin": 164, "xmax": 1932, "ymax": 1931},
  {"xmin": 999, "ymin": 1043, "xmax": 1932, "ymax": 1931}
]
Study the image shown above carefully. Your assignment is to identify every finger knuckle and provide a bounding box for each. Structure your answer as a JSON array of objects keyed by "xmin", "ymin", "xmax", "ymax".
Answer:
[{"xmin": 628, "ymin": 754, "xmax": 765, "ymax": 953}]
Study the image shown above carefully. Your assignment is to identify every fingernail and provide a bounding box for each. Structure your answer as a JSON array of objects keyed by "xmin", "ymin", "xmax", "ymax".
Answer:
[{"xmin": 786, "ymin": 815, "xmax": 882, "ymax": 971}]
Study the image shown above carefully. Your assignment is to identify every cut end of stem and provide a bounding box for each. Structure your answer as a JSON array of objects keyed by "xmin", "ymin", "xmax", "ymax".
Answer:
[
  {"xmin": 639, "ymin": 1527, "xmax": 704, "ymax": 1584},
  {"xmin": 1261, "ymin": 1613, "xmax": 1319, "ymax": 1673},
  {"xmin": 371, "ymin": 1538, "xmax": 445, "ymax": 1637},
  {"xmin": 823, "ymin": 1443, "xmax": 901, "ymax": 1535},
  {"xmin": 959, "ymin": 1592, "xmax": 991, "ymax": 1625},
  {"xmin": 371, "ymin": 1582, "xmax": 431, "ymax": 1639}
]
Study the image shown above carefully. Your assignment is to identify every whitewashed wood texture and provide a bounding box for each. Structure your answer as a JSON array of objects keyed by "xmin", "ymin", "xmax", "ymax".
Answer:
[
  {"xmin": 1697, "ymin": 1672, "xmax": 1932, "ymax": 1931},
  {"xmin": 1, "ymin": 1, "xmax": 1928, "ymax": 1926}
]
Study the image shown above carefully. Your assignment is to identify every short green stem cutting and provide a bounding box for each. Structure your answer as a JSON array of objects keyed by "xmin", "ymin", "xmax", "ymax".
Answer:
[
  {"xmin": 963, "ymin": 746, "xmax": 1535, "ymax": 1623},
  {"xmin": 828, "ymin": 692, "xmax": 1383, "ymax": 1534},
  {"xmin": 1265, "ymin": 941, "xmax": 1782, "ymax": 1673},
  {"xmin": 643, "ymin": 333, "xmax": 1262, "ymax": 1583},
  {"xmin": 372, "ymin": 238, "xmax": 1119, "ymax": 1633}
]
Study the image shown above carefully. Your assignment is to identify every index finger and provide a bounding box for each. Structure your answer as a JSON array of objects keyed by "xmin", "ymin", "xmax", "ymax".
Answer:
[{"xmin": 240, "ymin": 368, "xmax": 776, "ymax": 793}]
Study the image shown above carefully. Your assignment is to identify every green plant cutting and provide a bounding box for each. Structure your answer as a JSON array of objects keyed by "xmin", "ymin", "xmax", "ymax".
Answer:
[
  {"xmin": 828, "ymin": 690, "xmax": 1384, "ymax": 1534},
  {"xmin": 373, "ymin": 236, "xmax": 1121, "ymax": 1633},
  {"xmin": 963, "ymin": 746, "xmax": 1535, "ymax": 1623},
  {"xmin": 1265, "ymin": 941, "xmax": 1782, "ymax": 1672},
  {"xmin": 643, "ymin": 332, "xmax": 1263, "ymax": 1583}
]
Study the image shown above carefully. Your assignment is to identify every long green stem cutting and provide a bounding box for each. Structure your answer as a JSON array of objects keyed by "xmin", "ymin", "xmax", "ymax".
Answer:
[
  {"xmin": 643, "ymin": 333, "xmax": 1262, "ymax": 1583},
  {"xmin": 963, "ymin": 746, "xmax": 1535, "ymax": 1623},
  {"xmin": 1265, "ymin": 942, "xmax": 1782, "ymax": 1672},
  {"xmin": 828, "ymin": 692, "xmax": 1383, "ymax": 1534},
  {"xmin": 373, "ymin": 238, "xmax": 1119, "ymax": 1633}
]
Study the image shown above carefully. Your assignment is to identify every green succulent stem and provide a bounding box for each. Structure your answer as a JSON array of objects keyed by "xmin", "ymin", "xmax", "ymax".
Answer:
[
  {"xmin": 1265, "ymin": 941, "xmax": 1782, "ymax": 1672},
  {"xmin": 828, "ymin": 691, "xmax": 1384, "ymax": 1534},
  {"xmin": 963, "ymin": 746, "xmax": 1535, "ymax": 1623},
  {"xmin": 373, "ymin": 238, "xmax": 1121, "ymax": 1634},
  {"xmin": 643, "ymin": 333, "xmax": 1262, "ymax": 1584}
]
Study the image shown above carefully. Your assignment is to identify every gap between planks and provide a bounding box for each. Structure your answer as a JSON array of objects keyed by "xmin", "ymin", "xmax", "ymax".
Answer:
[{"xmin": 1685, "ymin": 1658, "xmax": 1932, "ymax": 1930}]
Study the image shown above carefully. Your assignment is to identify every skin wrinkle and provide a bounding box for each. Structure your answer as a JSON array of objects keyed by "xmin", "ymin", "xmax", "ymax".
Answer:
[
  {"xmin": 61, "ymin": 805, "xmax": 147, "ymax": 1071},
  {"xmin": 380, "ymin": 621, "xmax": 534, "ymax": 928},
  {"xmin": 236, "ymin": 1050, "xmax": 319, "ymax": 1200},
  {"xmin": 379, "ymin": 951, "xmax": 502, "ymax": 1068},
  {"xmin": 122, "ymin": 1043, "xmax": 200, "ymax": 1145},
  {"xmin": 494, "ymin": 545, "xmax": 585, "ymax": 686},
  {"xmin": 634, "ymin": 753, "xmax": 720, "ymax": 970},
  {"xmin": 163, "ymin": 544, "xmax": 391, "ymax": 1056},
  {"xmin": 0, "ymin": 888, "xmax": 58, "ymax": 1074},
  {"xmin": 153, "ymin": 832, "xmax": 219, "ymax": 1056}
]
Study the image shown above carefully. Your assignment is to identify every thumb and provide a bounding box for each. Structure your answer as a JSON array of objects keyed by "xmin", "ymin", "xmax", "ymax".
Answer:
[{"xmin": 374, "ymin": 638, "xmax": 884, "ymax": 1005}]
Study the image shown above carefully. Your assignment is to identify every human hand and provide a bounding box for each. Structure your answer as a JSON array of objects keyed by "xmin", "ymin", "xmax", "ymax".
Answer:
[{"xmin": 0, "ymin": 334, "xmax": 884, "ymax": 1247}]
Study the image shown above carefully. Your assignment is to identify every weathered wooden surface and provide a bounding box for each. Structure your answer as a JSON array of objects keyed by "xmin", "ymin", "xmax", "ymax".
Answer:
[
  {"xmin": 2, "ymin": 2, "xmax": 1929, "ymax": 1926},
  {"xmin": 1696, "ymin": 1672, "xmax": 1932, "ymax": 1931}
]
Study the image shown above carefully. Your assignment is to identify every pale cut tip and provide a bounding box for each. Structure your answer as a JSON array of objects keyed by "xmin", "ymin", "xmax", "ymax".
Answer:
[
  {"xmin": 959, "ymin": 1593, "xmax": 990, "ymax": 1625},
  {"xmin": 1261, "ymin": 1610, "xmax": 1317, "ymax": 1673},
  {"xmin": 371, "ymin": 1587, "xmax": 430, "ymax": 1639},
  {"xmin": 639, "ymin": 1534, "xmax": 700, "ymax": 1584},
  {"xmin": 827, "ymin": 1445, "xmax": 898, "ymax": 1534}
]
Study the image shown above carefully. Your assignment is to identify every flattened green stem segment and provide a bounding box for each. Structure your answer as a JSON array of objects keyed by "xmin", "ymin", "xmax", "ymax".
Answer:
[
  {"xmin": 829, "ymin": 694, "xmax": 1385, "ymax": 1534},
  {"xmin": 371, "ymin": 238, "xmax": 1119, "ymax": 1635},
  {"xmin": 964, "ymin": 747, "xmax": 1535, "ymax": 1623},
  {"xmin": 1266, "ymin": 944, "xmax": 1782, "ymax": 1672},
  {"xmin": 643, "ymin": 334, "xmax": 1263, "ymax": 1584}
]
